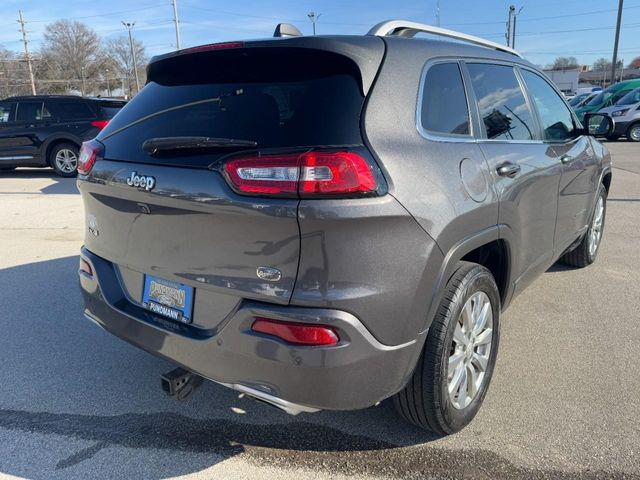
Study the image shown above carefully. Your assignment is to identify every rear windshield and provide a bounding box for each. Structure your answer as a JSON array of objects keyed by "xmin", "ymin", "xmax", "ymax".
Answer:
[
  {"xmin": 98, "ymin": 100, "xmax": 127, "ymax": 119},
  {"xmin": 99, "ymin": 48, "xmax": 365, "ymax": 167}
]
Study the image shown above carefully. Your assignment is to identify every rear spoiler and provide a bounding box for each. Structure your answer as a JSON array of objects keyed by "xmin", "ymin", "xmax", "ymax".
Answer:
[{"xmin": 147, "ymin": 36, "xmax": 385, "ymax": 96}]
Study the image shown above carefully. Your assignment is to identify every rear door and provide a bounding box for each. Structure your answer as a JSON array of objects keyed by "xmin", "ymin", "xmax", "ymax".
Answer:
[
  {"xmin": 80, "ymin": 44, "xmax": 376, "ymax": 330},
  {"xmin": 465, "ymin": 62, "xmax": 562, "ymax": 293},
  {"xmin": 46, "ymin": 99, "xmax": 97, "ymax": 140},
  {"xmin": 519, "ymin": 68, "xmax": 597, "ymax": 254}
]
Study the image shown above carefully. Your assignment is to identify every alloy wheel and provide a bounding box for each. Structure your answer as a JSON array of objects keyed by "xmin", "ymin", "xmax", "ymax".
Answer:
[
  {"xmin": 55, "ymin": 149, "xmax": 78, "ymax": 174},
  {"xmin": 588, "ymin": 196, "xmax": 605, "ymax": 258},
  {"xmin": 448, "ymin": 291, "xmax": 493, "ymax": 410}
]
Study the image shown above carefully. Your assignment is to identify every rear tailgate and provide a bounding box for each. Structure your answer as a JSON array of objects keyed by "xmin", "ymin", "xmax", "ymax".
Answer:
[{"xmin": 79, "ymin": 37, "xmax": 384, "ymax": 331}]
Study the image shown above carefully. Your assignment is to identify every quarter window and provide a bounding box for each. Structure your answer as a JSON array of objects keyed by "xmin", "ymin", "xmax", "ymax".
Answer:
[
  {"xmin": 420, "ymin": 62, "xmax": 470, "ymax": 136},
  {"xmin": 467, "ymin": 63, "xmax": 536, "ymax": 141},
  {"xmin": 520, "ymin": 69, "xmax": 577, "ymax": 142}
]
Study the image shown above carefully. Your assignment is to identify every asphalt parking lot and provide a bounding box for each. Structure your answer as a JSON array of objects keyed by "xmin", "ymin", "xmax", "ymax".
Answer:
[{"xmin": 0, "ymin": 141, "xmax": 638, "ymax": 480}]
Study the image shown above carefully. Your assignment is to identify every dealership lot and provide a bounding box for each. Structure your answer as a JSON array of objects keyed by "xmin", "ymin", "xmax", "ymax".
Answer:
[{"xmin": 0, "ymin": 142, "xmax": 638, "ymax": 480}]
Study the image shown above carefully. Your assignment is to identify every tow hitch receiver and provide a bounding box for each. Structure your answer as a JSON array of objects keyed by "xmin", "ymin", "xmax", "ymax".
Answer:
[{"xmin": 161, "ymin": 367, "xmax": 203, "ymax": 401}]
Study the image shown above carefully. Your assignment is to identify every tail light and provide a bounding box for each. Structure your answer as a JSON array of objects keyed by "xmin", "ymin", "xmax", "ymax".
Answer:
[
  {"xmin": 251, "ymin": 318, "xmax": 339, "ymax": 346},
  {"xmin": 78, "ymin": 139, "xmax": 104, "ymax": 175},
  {"xmin": 223, "ymin": 151, "xmax": 378, "ymax": 198},
  {"xmin": 90, "ymin": 120, "xmax": 109, "ymax": 130}
]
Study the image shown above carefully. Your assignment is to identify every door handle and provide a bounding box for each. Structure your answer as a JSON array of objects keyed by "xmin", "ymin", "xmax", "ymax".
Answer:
[
  {"xmin": 496, "ymin": 162, "xmax": 521, "ymax": 177},
  {"xmin": 560, "ymin": 154, "xmax": 574, "ymax": 164}
]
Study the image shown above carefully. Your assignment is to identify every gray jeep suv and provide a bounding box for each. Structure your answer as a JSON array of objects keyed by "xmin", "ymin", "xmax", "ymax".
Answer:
[{"xmin": 77, "ymin": 20, "xmax": 613, "ymax": 435}]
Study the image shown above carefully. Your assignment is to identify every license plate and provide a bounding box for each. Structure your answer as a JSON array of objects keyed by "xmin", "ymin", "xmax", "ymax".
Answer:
[{"xmin": 142, "ymin": 275, "xmax": 194, "ymax": 324}]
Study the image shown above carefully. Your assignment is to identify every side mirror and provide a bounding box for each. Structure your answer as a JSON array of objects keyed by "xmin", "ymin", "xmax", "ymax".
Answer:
[{"xmin": 583, "ymin": 113, "xmax": 613, "ymax": 138}]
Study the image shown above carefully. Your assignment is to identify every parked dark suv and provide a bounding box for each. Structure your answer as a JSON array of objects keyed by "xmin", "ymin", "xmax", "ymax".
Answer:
[
  {"xmin": 77, "ymin": 21, "xmax": 613, "ymax": 435},
  {"xmin": 0, "ymin": 95, "xmax": 125, "ymax": 176}
]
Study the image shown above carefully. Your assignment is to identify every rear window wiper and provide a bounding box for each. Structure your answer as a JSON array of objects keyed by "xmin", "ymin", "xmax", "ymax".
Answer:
[{"xmin": 142, "ymin": 136, "xmax": 258, "ymax": 156}]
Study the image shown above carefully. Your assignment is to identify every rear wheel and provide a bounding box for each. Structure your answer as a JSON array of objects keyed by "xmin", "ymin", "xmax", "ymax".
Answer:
[
  {"xmin": 393, "ymin": 262, "xmax": 500, "ymax": 435},
  {"xmin": 50, "ymin": 143, "xmax": 79, "ymax": 177},
  {"xmin": 627, "ymin": 123, "xmax": 640, "ymax": 142},
  {"xmin": 561, "ymin": 185, "xmax": 607, "ymax": 268}
]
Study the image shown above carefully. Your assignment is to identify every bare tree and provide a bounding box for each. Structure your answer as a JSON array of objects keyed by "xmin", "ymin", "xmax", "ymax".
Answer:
[
  {"xmin": 551, "ymin": 56, "xmax": 579, "ymax": 70},
  {"xmin": 593, "ymin": 57, "xmax": 623, "ymax": 72},
  {"xmin": 628, "ymin": 57, "xmax": 640, "ymax": 69},
  {"xmin": 0, "ymin": 47, "xmax": 33, "ymax": 98},
  {"xmin": 40, "ymin": 20, "xmax": 104, "ymax": 95},
  {"xmin": 106, "ymin": 36, "xmax": 148, "ymax": 98}
]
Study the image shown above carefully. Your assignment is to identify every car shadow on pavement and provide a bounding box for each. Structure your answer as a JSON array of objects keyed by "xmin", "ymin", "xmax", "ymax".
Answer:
[
  {"xmin": 0, "ymin": 256, "xmax": 439, "ymax": 480},
  {"xmin": 0, "ymin": 169, "xmax": 78, "ymax": 195}
]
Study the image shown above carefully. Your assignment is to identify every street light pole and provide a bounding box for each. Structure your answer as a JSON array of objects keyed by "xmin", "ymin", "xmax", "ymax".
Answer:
[
  {"xmin": 610, "ymin": 0, "xmax": 624, "ymax": 88},
  {"xmin": 307, "ymin": 12, "xmax": 321, "ymax": 35},
  {"xmin": 122, "ymin": 21, "xmax": 140, "ymax": 94},
  {"xmin": 105, "ymin": 69, "xmax": 111, "ymax": 97}
]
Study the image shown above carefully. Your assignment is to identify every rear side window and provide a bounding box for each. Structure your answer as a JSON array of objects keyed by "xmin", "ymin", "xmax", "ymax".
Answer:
[
  {"xmin": 467, "ymin": 63, "xmax": 536, "ymax": 141},
  {"xmin": 16, "ymin": 101, "xmax": 47, "ymax": 122},
  {"xmin": 520, "ymin": 70, "xmax": 576, "ymax": 142},
  {"xmin": 420, "ymin": 63, "xmax": 470, "ymax": 136},
  {"xmin": 100, "ymin": 48, "xmax": 365, "ymax": 167},
  {"xmin": 47, "ymin": 101, "xmax": 94, "ymax": 120}
]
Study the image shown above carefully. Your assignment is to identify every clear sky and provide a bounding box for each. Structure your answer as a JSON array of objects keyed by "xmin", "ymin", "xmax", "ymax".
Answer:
[{"xmin": 1, "ymin": 0, "xmax": 639, "ymax": 68}]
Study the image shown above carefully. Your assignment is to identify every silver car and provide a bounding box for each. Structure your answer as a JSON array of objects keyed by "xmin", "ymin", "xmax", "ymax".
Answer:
[{"xmin": 599, "ymin": 87, "xmax": 640, "ymax": 142}]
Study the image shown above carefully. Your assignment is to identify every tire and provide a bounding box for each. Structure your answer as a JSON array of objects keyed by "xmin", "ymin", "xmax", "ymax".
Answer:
[
  {"xmin": 49, "ymin": 142, "xmax": 79, "ymax": 177},
  {"xmin": 0, "ymin": 167, "xmax": 15, "ymax": 172},
  {"xmin": 560, "ymin": 185, "xmax": 607, "ymax": 268},
  {"xmin": 627, "ymin": 123, "xmax": 640, "ymax": 142},
  {"xmin": 393, "ymin": 262, "xmax": 501, "ymax": 435},
  {"xmin": 605, "ymin": 134, "xmax": 619, "ymax": 141}
]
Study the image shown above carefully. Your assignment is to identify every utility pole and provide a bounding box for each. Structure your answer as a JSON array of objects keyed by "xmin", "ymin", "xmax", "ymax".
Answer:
[
  {"xmin": 512, "ymin": 6, "xmax": 523, "ymax": 48},
  {"xmin": 122, "ymin": 21, "xmax": 140, "ymax": 94},
  {"xmin": 506, "ymin": 5, "xmax": 515, "ymax": 47},
  {"xmin": 436, "ymin": 0, "xmax": 441, "ymax": 27},
  {"xmin": 308, "ymin": 12, "xmax": 321, "ymax": 35},
  {"xmin": 17, "ymin": 10, "xmax": 36, "ymax": 95},
  {"xmin": 610, "ymin": 0, "xmax": 624, "ymax": 89},
  {"xmin": 172, "ymin": 0, "xmax": 181, "ymax": 50},
  {"xmin": 81, "ymin": 67, "xmax": 86, "ymax": 96}
]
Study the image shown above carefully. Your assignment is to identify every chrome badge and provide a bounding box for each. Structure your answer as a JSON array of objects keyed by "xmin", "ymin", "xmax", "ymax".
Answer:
[
  {"xmin": 87, "ymin": 214, "xmax": 99, "ymax": 236},
  {"xmin": 126, "ymin": 171, "xmax": 156, "ymax": 191},
  {"xmin": 256, "ymin": 266, "xmax": 282, "ymax": 282}
]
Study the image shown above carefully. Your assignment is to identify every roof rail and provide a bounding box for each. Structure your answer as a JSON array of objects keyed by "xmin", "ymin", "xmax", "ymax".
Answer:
[{"xmin": 368, "ymin": 20, "xmax": 522, "ymax": 58}]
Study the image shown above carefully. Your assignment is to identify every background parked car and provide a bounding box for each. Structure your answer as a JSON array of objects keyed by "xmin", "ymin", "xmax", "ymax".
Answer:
[
  {"xmin": 599, "ymin": 87, "xmax": 640, "ymax": 142},
  {"xmin": 575, "ymin": 79, "xmax": 640, "ymax": 122},
  {"xmin": 569, "ymin": 92, "xmax": 597, "ymax": 109},
  {"xmin": 0, "ymin": 96, "xmax": 126, "ymax": 176}
]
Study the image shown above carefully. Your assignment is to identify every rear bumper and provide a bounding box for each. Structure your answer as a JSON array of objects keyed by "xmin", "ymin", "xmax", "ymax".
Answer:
[{"xmin": 79, "ymin": 247, "xmax": 424, "ymax": 411}]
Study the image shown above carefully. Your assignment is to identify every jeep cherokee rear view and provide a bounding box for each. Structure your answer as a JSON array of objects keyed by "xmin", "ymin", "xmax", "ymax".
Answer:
[{"xmin": 78, "ymin": 21, "xmax": 612, "ymax": 435}]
